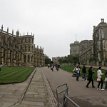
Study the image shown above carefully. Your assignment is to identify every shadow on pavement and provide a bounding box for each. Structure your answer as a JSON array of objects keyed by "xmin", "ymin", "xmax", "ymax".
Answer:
[{"xmin": 70, "ymin": 97, "xmax": 106, "ymax": 107}]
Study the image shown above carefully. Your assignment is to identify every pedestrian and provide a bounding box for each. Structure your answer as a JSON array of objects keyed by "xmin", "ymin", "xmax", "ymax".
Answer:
[
  {"xmin": 86, "ymin": 66, "xmax": 95, "ymax": 88},
  {"xmin": 104, "ymin": 70, "xmax": 107, "ymax": 89},
  {"xmin": 48, "ymin": 64, "xmax": 50, "ymax": 68},
  {"xmin": 72, "ymin": 65, "xmax": 76, "ymax": 77},
  {"xmin": 55, "ymin": 64, "xmax": 59, "ymax": 71},
  {"xmin": 50, "ymin": 64, "xmax": 54, "ymax": 71},
  {"xmin": 58, "ymin": 64, "xmax": 60, "ymax": 70},
  {"xmin": 75, "ymin": 65, "xmax": 80, "ymax": 81},
  {"xmin": 97, "ymin": 67, "xmax": 104, "ymax": 90},
  {"xmin": 82, "ymin": 65, "xmax": 87, "ymax": 80}
]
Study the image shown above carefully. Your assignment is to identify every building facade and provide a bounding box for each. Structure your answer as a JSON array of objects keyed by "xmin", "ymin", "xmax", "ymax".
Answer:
[
  {"xmin": 79, "ymin": 40, "xmax": 93, "ymax": 64},
  {"xmin": 93, "ymin": 19, "xmax": 107, "ymax": 65},
  {"xmin": 70, "ymin": 41, "xmax": 79, "ymax": 56},
  {"xmin": 0, "ymin": 25, "xmax": 45, "ymax": 67},
  {"xmin": 70, "ymin": 19, "xmax": 107, "ymax": 66},
  {"xmin": 70, "ymin": 40, "xmax": 93, "ymax": 64}
]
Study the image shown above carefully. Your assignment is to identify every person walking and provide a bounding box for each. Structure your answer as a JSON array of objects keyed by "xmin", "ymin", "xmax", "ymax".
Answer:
[
  {"xmin": 86, "ymin": 66, "xmax": 95, "ymax": 88},
  {"xmin": 82, "ymin": 65, "xmax": 87, "ymax": 80},
  {"xmin": 75, "ymin": 65, "xmax": 80, "ymax": 81},
  {"xmin": 105, "ymin": 70, "xmax": 107, "ymax": 89},
  {"xmin": 55, "ymin": 64, "xmax": 59, "ymax": 71},
  {"xmin": 48, "ymin": 64, "xmax": 50, "ymax": 68},
  {"xmin": 50, "ymin": 64, "xmax": 54, "ymax": 71},
  {"xmin": 97, "ymin": 67, "xmax": 104, "ymax": 90}
]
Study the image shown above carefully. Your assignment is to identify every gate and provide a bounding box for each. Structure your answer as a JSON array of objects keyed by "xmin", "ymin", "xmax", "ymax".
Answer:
[{"xmin": 56, "ymin": 84, "xmax": 80, "ymax": 107}]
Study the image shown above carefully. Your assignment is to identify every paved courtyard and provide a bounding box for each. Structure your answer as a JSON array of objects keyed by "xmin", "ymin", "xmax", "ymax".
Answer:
[{"xmin": 0, "ymin": 67, "xmax": 107, "ymax": 107}]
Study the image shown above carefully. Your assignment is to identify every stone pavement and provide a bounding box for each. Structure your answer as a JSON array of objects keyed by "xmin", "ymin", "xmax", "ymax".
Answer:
[{"xmin": 0, "ymin": 68, "xmax": 57, "ymax": 107}]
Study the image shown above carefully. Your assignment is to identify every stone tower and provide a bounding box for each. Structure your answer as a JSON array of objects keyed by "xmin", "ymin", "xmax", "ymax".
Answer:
[{"xmin": 93, "ymin": 19, "xmax": 107, "ymax": 65}]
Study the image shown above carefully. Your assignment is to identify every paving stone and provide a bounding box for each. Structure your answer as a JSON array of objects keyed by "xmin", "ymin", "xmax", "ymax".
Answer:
[
  {"xmin": 0, "ymin": 102, "xmax": 14, "ymax": 107},
  {"xmin": 15, "ymin": 104, "xmax": 39, "ymax": 107},
  {"xmin": 21, "ymin": 101, "xmax": 44, "ymax": 106}
]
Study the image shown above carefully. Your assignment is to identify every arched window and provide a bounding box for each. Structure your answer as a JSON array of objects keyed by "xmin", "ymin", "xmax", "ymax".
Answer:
[
  {"xmin": 28, "ymin": 55, "xmax": 30, "ymax": 62},
  {"xmin": 25, "ymin": 45, "xmax": 26, "ymax": 52},
  {"xmin": 24, "ymin": 55, "xmax": 26, "ymax": 63},
  {"xmin": 29, "ymin": 46, "xmax": 30, "ymax": 51},
  {"xmin": 31, "ymin": 55, "xmax": 33, "ymax": 62}
]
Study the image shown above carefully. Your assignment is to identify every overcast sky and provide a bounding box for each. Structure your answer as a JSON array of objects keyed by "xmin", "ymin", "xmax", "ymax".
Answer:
[{"xmin": 0, "ymin": 0, "xmax": 107, "ymax": 58}]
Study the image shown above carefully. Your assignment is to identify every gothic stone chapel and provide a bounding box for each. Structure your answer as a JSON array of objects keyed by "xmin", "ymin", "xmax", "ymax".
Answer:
[{"xmin": 0, "ymin": 25, "xmax": 45, "ymax": 67}]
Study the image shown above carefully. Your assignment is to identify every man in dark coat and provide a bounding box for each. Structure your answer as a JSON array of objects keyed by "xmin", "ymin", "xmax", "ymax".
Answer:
[
  {"xmin": 86, "ymin": 66, "xmax": 95, "ymax": 88},
  {"xmin": 105, "ymin": 71, "xmax": 107, "ymax": 89}
]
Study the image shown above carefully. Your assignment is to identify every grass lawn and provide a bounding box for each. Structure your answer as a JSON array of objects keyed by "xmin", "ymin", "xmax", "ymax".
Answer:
[
  {"xmin": 0, "ymin": 66, "xmax": 35, "ymax": 84},
  {"xmin": 61, "ymin": 64, "xmax": 74, "ymax": 73},
  {"xmin": 61, "ymin": 64, "xmax": 106, "ymax": 80}
]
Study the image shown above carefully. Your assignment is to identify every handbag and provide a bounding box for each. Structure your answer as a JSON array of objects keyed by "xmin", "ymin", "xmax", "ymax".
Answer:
[{"xmin": 97, "ymin": 78, "xmax": 101, "ymax": 82}]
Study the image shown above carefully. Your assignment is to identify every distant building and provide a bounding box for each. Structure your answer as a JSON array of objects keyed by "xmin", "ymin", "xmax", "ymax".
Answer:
[
  {"xmin": 52, "ymin": 57, "xmax": 60, "ymax": 64},
  {"xmin": 79, "ymin": 40, "xmax": 93, "ymax": 64},
  {"xmin": 70, "ymin": 19, "xmax": 107, "ymax": 66},
  {"xmin": 70, "ymin": 41, "xmax": 79, "ymax": 56},
  {"xmin": 0, "ymin": 25, "xmax": 45, "ymax": 67}
]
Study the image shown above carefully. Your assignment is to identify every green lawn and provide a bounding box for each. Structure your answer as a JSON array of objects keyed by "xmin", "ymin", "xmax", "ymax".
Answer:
[
  {"xmin": 0, "ymin": 66, "xmax": 35, "ymax": 84},
  {"xmin": 61, "ymin": 64, "xmax": 74, "ymax": 73},
  {"xmin": 61, "ymin": 64, "xmax": 106, "ymax": 80}
]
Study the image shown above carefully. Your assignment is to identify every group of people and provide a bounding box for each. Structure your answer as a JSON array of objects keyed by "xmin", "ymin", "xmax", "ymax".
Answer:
[
  {"xmin": 48, "ymin": 63, "xmax": 60, "ymax": 71},
  {"xmin": 73, "ymin": 65, "xmax": 107, "ymax": 90}
]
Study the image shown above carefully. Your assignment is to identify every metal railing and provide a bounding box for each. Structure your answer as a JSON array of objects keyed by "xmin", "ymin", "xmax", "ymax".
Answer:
[{"xmin": 56, "ymin": 84, "xmax": 80, "ymax": 107}]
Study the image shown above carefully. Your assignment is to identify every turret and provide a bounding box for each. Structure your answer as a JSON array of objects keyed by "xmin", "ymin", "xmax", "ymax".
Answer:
[
  {"xmin": 93, "ymin": 26, "xmax": 96, "ymax": 32},
  {"xmin": 7, "ymin": 27, "xmax": 9, "ymax": 33},
  {"xmin": 1, "ymin": 25, "xmax": 3, "ymax": 31},
  {"xmin": 16, "ymin": 30, "xmax": 19, "ymax": 36},
  {"xmin": 12, "ymin": 30, "xmax": 14, "ymax": 35}
]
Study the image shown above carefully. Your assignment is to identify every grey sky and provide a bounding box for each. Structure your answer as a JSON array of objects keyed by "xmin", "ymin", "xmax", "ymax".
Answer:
[{"xmin": 0, "ymin": 0, "xmax": 107, "ymax": 58}]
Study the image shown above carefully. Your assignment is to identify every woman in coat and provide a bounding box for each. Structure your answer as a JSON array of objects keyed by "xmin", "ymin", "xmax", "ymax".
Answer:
[
  {"xmin": 86, "ymin": 66, "xmax": 95, "ymax": 88},
  {"xmin": 97, "ymin": 67, "xmax": 104, "ymax": 90}
]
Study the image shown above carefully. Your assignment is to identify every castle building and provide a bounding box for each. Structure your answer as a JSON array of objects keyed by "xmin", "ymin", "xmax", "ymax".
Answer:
[
  {"xmin": 70, "ymin": 19, "xmax": 107, "ymax": 66},
  {"xmin": 70, "ymin": 41, "xmax": 79, "ymax": 56},
  {"xmin": 70, "ymin": 40, "xmax": 93, "ymax": 64},
  {"xmin": 0, "ymin": 25, "xmax": 45, "ymax": 67},
  {"xmin": 93, "ymin": 19, "xmax": 107, "ymax": 65},
  {"xmin": 79, "ymin": 40, "xmax": 93, "ymax": 64}
]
